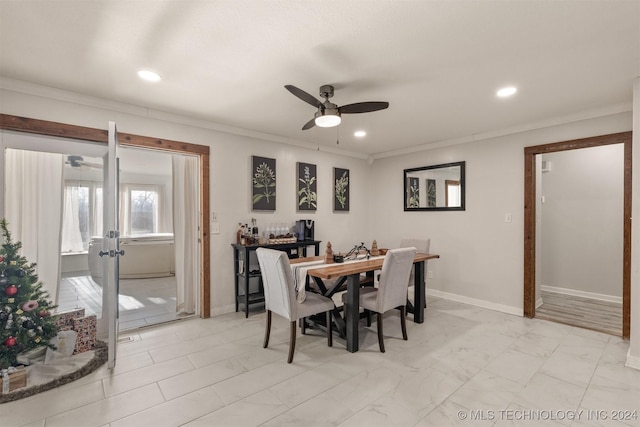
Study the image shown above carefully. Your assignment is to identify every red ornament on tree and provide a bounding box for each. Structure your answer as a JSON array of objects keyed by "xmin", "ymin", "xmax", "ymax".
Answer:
[
  {"xmin": 37, "ymin": 310, "xmax": 49, "ymax": 318},
  {"xmin": 3, "ymin": 336, "xmax": 16, "ymax": 347},
  {"xmin": 5, "ymin": 285, "xmax": 18, "ymax": 296}
]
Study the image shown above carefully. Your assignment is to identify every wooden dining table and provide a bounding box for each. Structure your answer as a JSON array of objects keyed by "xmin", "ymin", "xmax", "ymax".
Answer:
[{"xmin": 294, "ymin": 252, "xmax": 439, "ymax": 353}]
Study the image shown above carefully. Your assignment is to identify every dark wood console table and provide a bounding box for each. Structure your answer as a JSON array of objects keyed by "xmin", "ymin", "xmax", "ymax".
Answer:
[{"xmin": 231, "ymin": 240, "xmax": 322, "ymax": 317}]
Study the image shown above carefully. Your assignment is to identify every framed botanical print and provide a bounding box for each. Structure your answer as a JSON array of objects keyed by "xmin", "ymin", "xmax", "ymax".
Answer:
[
  {"xmin": 297, "ymin": 162, "xmax": 317, "ymax": 211},
  {"xmin": 334, "ymin": 167, "xmax": 350, "ymax": 211},
  {"xmin": 426, "ymin": 178, "xmax": 436, "ymax": 207},
  {"xmin": 407, "ymin": 176, "xmax": 420, "ymax": 208},
  {"xmin": 252, "ymin": 155, "xmax": 276, "ymax": 211}
]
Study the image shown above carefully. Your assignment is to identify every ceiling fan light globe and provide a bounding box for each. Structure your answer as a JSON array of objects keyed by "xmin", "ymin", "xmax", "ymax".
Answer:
[{"xmin": 315, "ymin": 114, "xmax": 341, "ymax": 128}]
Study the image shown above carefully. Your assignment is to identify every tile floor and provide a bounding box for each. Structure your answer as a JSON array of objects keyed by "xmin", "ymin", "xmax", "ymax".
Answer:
[
  {"xmin": 1, "ymin": 298, "xmax": 638, "ymax": 427},
  {"xmin": 58, "ymin": 273, "xmax": 189, "ymax": 331}
]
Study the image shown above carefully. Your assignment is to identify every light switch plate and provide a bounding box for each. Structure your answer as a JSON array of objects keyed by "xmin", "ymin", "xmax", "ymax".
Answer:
[{"xmin": 211, "ymin": 222, "xmax": 220, "ymax": 234}]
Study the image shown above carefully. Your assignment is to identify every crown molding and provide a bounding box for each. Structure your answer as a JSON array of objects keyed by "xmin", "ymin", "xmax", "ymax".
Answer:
[{"xmin": 0, "ymin": 77, "xmax": 369, "ymax": 160}]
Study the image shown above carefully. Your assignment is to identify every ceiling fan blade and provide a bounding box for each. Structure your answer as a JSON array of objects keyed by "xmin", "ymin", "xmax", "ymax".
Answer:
[
  {"xmin": 285, "ymin": 85, "xmax": 323, "ymax": 109},
  {"xmin": 339, "ymin": 101, "xmax": 389, "ymax": 114},
  {"xmin": 301, "ymin": 117, "xmax": 316, "ymax": 130}
]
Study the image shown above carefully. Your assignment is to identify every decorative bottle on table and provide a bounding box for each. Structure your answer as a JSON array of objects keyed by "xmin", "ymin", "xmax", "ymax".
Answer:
[{"xmin": 325, "ymin": 241, "xmax": 334, "ymax": 264}]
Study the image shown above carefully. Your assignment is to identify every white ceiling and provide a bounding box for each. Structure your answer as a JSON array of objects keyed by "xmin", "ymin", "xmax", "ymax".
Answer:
[{"xmin": 1, "ymin": 1, "xmax": 638, "ymax": 157}]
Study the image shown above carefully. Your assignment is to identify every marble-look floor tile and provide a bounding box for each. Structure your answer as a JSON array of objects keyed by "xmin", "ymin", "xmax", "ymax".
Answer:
[
  {"xmin": 449, "ymin": 369, "xmax": 524, "ymax": 412},
  {"xmin": 102, "ymin": 356, "xmax": 195, "ymax": 396},
  {"xmin": 184, "ymin": 389, "xmax": 288, "ymax": 427},
  {"xmin": 212, "ymin": 360, "xmax": 306, "ymax": 405},
  {"xmin": 262, "ymin": 388, "xmax": 354, "ymax": 427},
  {"xmin": 44, "ymin": 383, "xmax": 165, "ymax": 427},
  {"xmin": 390, "ymin": 366, "xmax": 467, "ymax": 418},
  {"xmin": 157, "ymin": 358, "xmax": 246, "ymax": 400},
  {"xmin": 539, "ymin": 347, "xmax": 599, "ymax": 388},
  {"xmin": 338, "ymin": 394, "xmax": 422, "ymax": 427},
  {"xmin": 483, "ymin": 347, "xmax": 546, "ymax": 385},
  {"xmin": 110, "ymin": 386, "xmax": 226, "ymax": 427},
  {"xmin": 416, "ymin": 399, "xmax": 495, "ymax": 426},
  {"xmin": 0, "ymin": 380, "xmax": 105, "ymax": 427},
  {"xmin": 2, "ymin": 299, "xmax": 636, "ymax": 427},
  {"xmin": 511, "ymin": 373, "xmax": 586, "ymax": 424},
  {"xmin": 268, "ymin": 362, "xmax": 352, "ymax": 408}
]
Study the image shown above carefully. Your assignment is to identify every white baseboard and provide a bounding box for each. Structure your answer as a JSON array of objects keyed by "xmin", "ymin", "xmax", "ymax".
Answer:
[
  {"xmin": 626, "ymin": 349, "xmax": 640, "ymax": 371},
  {"xmin": 541, "ymin": 285, "xmax": 622, "ymax": 304},
  {"xmin": 427, "ymin": 288, "xmax": 523, "ymax": 317},
  {"xmin": 211, "ymin": 304, "xmax": 237, "ymax": 317},
  {"xmin": 536, "ymin": 298, "xmax": 543, "ymax": 309}
]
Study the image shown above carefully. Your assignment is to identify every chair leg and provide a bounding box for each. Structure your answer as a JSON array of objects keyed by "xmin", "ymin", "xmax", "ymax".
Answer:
[
  {"xmin": 263, "ymin": 310, "xmax": 272, "ymax": 348},
  {"xmin": 377, "ymin": 312, "xmax": 385, "ymax": 353},
  {"xmin": 326, "ymin": 311, "xmax": 333, "ymax": 347},
  {"xmin": 301, "ymin": 317, "xmax": 306, "ymax": 335},
  {"xmin": 400, "ymin": 306, "xmax": 408, "ymax": 340},
  {"xmin": 288, "ymin": 321, "xmax": 296, "ymax": 363},
  {"xmin": 366, "ymin": 310, "xmax": 372, "ymax": 327}
]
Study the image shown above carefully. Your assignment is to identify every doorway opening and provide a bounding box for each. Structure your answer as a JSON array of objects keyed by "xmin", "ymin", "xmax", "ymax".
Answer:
[
  {"xmin": 523, "ymin": 132, "xmax": 631, "ymax": 339},
  {"xmin": 56, "ymin": 147, "xmax": 200, "ymax": 331},
  {"xmin": 0, "ymin": 114, "xmax": 211, "ymax": 336}
]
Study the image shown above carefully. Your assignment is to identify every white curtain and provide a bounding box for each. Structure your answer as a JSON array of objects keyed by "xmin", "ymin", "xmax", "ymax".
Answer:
[
  {"xmin": 4, "ymin": 149, "xmax": 64, "ymax": 303},
  {"xmin": 119, "ymin": 183, "xmax": 131, "ymax": 236},
  {"xmin": 172, "ymin": 155, "xmax": 198, "ymax": 314},
  {"xmin": 61, "ymin": 185, "xmax": 85, "ymax": 252}
]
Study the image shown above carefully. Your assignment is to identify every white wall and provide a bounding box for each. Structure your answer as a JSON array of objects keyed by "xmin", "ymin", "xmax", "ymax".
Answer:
[
  {"xmin": 3, "ymin": 82, "xmax": 639, "ymax": 370},
  {"xmin": 628, "ymin": 76, "xmax": 640, "ymax": 369},
  {"xmin": 540, "ymin": 145, "xmax": 623, "ymax": 299},
  {"xmin": 369, "ymin": 112, "xmax": 633, "ymax": 314},
  {"xmin": 0, "ymin": 87, "xmax": 372, "ymax": 316}
]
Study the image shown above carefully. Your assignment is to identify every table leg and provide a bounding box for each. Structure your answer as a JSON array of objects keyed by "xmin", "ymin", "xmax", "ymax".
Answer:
[
  {"xmin": 413, "ymin": 261, "xmax": 425, "ymax": 323},
  {"xmin": 345, "ymin": 273, "xmax": 360, "ymax": 352}
]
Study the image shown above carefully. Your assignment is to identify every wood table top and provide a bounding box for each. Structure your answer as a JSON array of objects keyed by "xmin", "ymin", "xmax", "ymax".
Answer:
[{"xmin": 301, "ymin": 253, "xmax": 439, "ymax": 280}]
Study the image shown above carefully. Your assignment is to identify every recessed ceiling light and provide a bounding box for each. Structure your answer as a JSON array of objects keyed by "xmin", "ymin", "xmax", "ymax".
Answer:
[
  {"xmin": 137, "ymin": 70, "xmax": 161, "ymax": 82},
  {"xmin": 497, "ymin": 86, "xmax": 517, "ymax": 97},
  {"xmin": 354, "ymin": 130, "xmax": 367, "ymax": 138}
]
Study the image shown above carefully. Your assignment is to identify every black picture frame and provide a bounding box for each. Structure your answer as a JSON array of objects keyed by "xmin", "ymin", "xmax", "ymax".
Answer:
[
  {"xmin": 427, "ymin": 178, "xmax": 436, "ymax": 207},
  {"xmin": 297, "ymin": 162, "xmax": 317, "ymax": 211},
  {"xmin": 406, "ymin": 176, "xmax": 420, "ymax": 208},
  {"xmin": 334, "ymin": 167, "xmax": 350, "ymax": 211},
  {"xmin": 252, "ymin": 155, "xmax": 276, "ymax": 211}
]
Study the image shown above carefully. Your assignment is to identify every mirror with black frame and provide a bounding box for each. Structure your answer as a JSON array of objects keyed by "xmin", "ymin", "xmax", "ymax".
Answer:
[{"xmin": 404, "ymin": 161, "xmax": 465, "ymax": 211}]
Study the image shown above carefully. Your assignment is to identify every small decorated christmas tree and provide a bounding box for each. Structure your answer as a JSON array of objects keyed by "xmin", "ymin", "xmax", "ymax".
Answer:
[{"xmin": 0, "ymin": 219, "xmax": 58, "ymax": 368}]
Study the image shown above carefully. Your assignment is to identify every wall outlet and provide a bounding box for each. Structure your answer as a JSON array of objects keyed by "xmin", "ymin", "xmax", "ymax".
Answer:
[
  {"xmin": 505, "ymin": 213, "xmax": 512, "ymax": 223},
  {"xmin": 427, "ymin": 270, "xmax": 434, "ymax": 279}
]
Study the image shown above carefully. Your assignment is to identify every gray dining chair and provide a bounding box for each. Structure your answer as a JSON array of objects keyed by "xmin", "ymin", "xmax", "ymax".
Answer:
[
  {"xmin": 256, "ymin": 248, "xmax": 334, "ymax": 363},
  {"xmin": 342, "ymin": 247, "xmax": 417, "ymax": 352},
  {"xmin": 400, "ymin": 237, "xmax": 430, "ymax": 308}
]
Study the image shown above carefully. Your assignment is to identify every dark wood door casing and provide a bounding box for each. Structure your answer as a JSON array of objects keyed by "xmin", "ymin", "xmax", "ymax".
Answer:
[
  {"xmin": 0, "ymin": 113, "xmax": 211, "ymax": 318},
  {"xmin": 523, "ymin": 131, "xmax": 631, "ymax": 339}
]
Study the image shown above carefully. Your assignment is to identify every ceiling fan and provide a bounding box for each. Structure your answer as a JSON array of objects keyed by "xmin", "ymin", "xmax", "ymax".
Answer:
[
  {"xmin": 65, "ymin": 155, "xmax": 102, "ymax": 171},
  {"xmin": 285, "ymin": 84, "xmax": 389, "ymax": 130}
]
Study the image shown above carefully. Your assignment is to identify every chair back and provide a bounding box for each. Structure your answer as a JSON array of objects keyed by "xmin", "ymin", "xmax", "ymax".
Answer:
[
  {"xmin": 400, "ymin": 238, "xmax": 430, "ymax": 253},
  {"xmin": 400, "ymin": 238, "xmax": 430, "ymax": 286},
  {"xmin": 256, "ymin": 248, "xmax": 297, "ymax": 321},
  {"xmin": 376, "ymin": 247, "xmax": 417, "ymax": 312}
]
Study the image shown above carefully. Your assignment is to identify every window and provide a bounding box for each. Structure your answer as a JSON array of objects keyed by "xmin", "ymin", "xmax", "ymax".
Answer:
[
  {"xmin": 129, "ymin": 187, "xmax": 159, "ymax": 234},
  {"xmin": 61, "ymin": 182, "xmax": 102, "ymax": 253},
  {"xmin": 61, "ymin": 182, "xmax": 161, "ymax": 253}
]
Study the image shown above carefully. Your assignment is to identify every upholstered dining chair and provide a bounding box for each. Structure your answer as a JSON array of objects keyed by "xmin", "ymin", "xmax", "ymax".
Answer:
[
  {"xmin": 400, "ymin": 238, "xmax": 430, "ymax": 308},
  {"xmin": 342, "ymin": 247, "xmax": 417, "ymax": 353},
  {"xmin": 256, "ymin": 248, "xmax": 334, "ymax": 363}
]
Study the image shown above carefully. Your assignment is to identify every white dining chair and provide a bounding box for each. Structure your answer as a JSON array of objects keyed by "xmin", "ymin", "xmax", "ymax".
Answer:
[
  {"xmin": 256, "ymin": 248, "xmax": 334, "ymax": 363},
  {"xmin": 342, "ymin": 247, "xmax": 416, "ymax": 353},
  {"xmin": 400, "ymin": 238, "xmax": 430, "ymax": 308}
]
